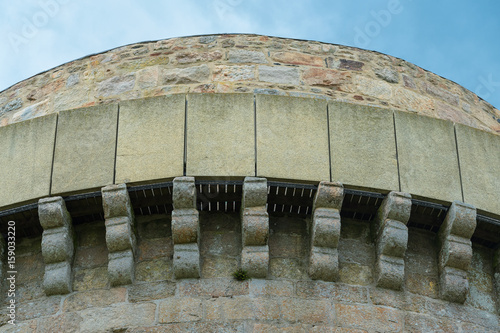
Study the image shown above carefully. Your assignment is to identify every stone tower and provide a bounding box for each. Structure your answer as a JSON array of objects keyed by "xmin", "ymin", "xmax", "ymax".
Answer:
[{"xmin": 0, "ymin": 34, "xmax": 499, "ymax": 332}]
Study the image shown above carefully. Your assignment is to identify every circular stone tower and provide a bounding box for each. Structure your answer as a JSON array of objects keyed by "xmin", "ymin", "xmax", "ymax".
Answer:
[{"xmin": 0, "ymin": 34, "xmax": 499, "ymax": 332}]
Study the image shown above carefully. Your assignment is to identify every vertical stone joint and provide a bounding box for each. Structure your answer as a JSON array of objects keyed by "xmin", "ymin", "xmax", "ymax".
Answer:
[
  {"xmin": 438, "ymin": 201, "xmax": 476, "ymax": 303},
  {"xmin": 308, "ymin": 181, "xmax": 343, "ymax": 281},
  {"xmin": 372, "ymin": 191, "xmax": 411, "ymax": 290},
  {"xmin": 38, "ymin": 196, "xmax": 74, "ymax": 295},
  {"xmin": 102, "ymin": 183, "xmax": 136, "ymax": 286}
]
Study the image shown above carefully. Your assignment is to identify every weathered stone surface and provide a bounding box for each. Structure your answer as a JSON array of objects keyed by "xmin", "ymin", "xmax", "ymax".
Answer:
[
  {"xmin": 312, "ymin": 181, "xmax": 344, "ymax": 211},
  {"xmin": 242, "ymin": 246, "xmax": 269, "ymax": 278},
  {"xmin": 395, "ymin": 111, "xmax": 462, "ymax": 202},
  {"xmin": 258, "ymin": 66, "xmax": 300, "ymax": 85},
  {"xmin": 0, "ymin": 114, "xmax": 56, "ymax": 208},
  {"xmin": 0, "ymin": 98, "xmax": 22, "ymax": 115},
  {"xmin": 423, "ymin": 82, "xmax": 460, "ymax": 106},
  {"xmin": 374, "ymin": 68, "xmax": 399, "ymax": 83},
  {"xmin": 63, "ymin": 288, "xmax": 126, "ymax": 312},
  {"xmin": 280, "ymin": 298, "xmax": 334, "ymax": 324},
  {"xmin": 173, "ymin": 177, "xmax": 196, "ymax": 210},
  {"xmin": 72, "ymin": 267, "xmax": 109, "ymax": 291},
  {"xmin": 116, "ymin": 95, "xmax": 185, "ymax": 183},
  {"xmin": 303, "ymin": 68, "xmax": 351, "ymax": 87},
  {"xmin": 186, "ymin": 94, "xmax": 254, "ymax": 176},
  {"xmin": 176, "ymin": 50, "xmax": 222, "ymax": 64},
  {"xmin": 242, "ymin": 177, "xmax": 268, "ymax": 208},
  {"xmin": 213, "ymin": 65, "xmax": 255, "ymax": 81},
  {"xmin": 256, "ymin": 95, "xmax": 329, "ymax": 181},
  {"xmin": 371, "ymin": 191, "xmax": 411, "ymax": 290},
  {"xmin": 329, "ymin": 101, "xmax": 399, "ymax": 190},
  {"xmin": 128, "ymin": 281, "xmax": 176, "ymax": 302},
  {"xmin": 158, "ymin": 297, "xmax": 203, "ymax": 323},
  {"xmin": 79, "ymin": 303, "xmax": 156, "ymax": 332},
  {"xmin": 173, "ymin": 243, "xmax": 201, "ymax": 279},
  {"xmin": 160, "ymin": 64, "xmax": 210, "ymax": 84},
  {"xmin": 96, "ymin": 74, "xmax": 135, "ymax": 97},
  {"xmin": 242, "ymin": 209, "xmax": 269, "ymax": 246},
  {"xmin": 228, "ymin": 49, "xmax": 267, "ymax": 64},
  {"xmin": 336, "ymin": 304, "xmax": 403, "ymax": 332},
  {"xmin": 455, "ymin": 123, "xmax": 500, "ymax": 215},
  {"xmin": 271, "ymin": 51, "xmax": 324, "ymax": 67},
  {"xmin": 52, "ymin": 104, "xmax": 117, "ymax": 194},
  {"xmin": 437, "ymin": 201, "xmax": 476, "ymax": 303},
  {"xmin": 108, "ymin": 250, "xmax": 135, "ymax": 286},
  {"xmin": 135, "ymin": 259, "xmax": 173, "ymax": 282},
  {"xmin": 38, "ymin": 196, "xmax": 74, "ymax": 296},
  {"xmin": 172, "ymin": 210, "xmax": 199, "ymax": 244}
]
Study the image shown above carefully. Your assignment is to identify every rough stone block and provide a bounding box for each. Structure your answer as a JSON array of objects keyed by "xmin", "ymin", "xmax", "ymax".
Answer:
[
  {"xmin": 241, "ymin": 246, "xmax": 269, "ymax": 278},
  {"xmin": 374, "ymin": 192, "xmax": 412, "ymax": 234},
  {"xmin": 108, "ymin": 250, "xmax": 134, "ymax": 286},
  {"xmin": 173, "ymin": 243, "xmax": 201, "ymax": 279},
  {"xmin": 376, "ymin": 220, "xmax": 408, "ymax": 258},
  {"xmin": 376, "ymin": 255, "xmax": 405, "ymax": 290},
  {"xmin": 440, "ymin": 266, "xmax": 469, "ymax": 303},
  {"xmin": 105, "ymin": 217, "xmax": 136, "ymax": 252},
  {"xmin": 311, "ymin": 208, "xmax": 341, "ymax": 248},
  {"xmin": 455, "ymin": 124, "xmax": 500, "ymax": 215},
  {"xmin": 172, "ymin": 209, "xmax": 199, "ymax": 244},
  {"xmin": 41, "ymin": 229, "xmax": 74, "ymax": 264},
  {"xmin": 38, "ymin": 196, "xmax": 72, "ymax": 229},
  {"xmin": 395, "ymin": 111, "xmax": 462, "ymax": 202},
  {"xmin": 52, "ymin": 104, "xmax": 118, "ymax": 194},
  {"xmin": 258, "ymin": 66, "xmax": 300, "ymax": 85},
  {"xmin": 44, "ymin": 262, "xmax": 72, "ymax": 295},
  {"xmin": 256, "ymin": 95, "xmax": 329, "ymax": 181},
  {"xmin": 116, "ymin": 95, "xmax": 185, "ymax": 183},
  {"xmin": 312, "ymin": 181, "xmax": 344, "ymax": 211},
  {"xmin": 228, "ymin": 49, "xmax": 267, "ymax": 64},
  {"xmin": 242, "ymin": 177, "xmax": 268, "ymax": 208},
  {"xmin": 439, "ymin": 235, "xmax": 473, "ymax": 271},
  {"xmin": 437, "ymin": 201, "xmax": 476, "ymax": 303},
  {"xmin": 328, "ymin": 102, "xmax": 399, "ymax": 191},
  {"xmin": 102, "ymin": 184, "xmax": 134, "ymax": 220},
  {"xmin": 173, "ymin": 177, "xmax": 196, "ymax": 209},
  {"xmin": 186, "ymin": 94, "xmax": 254, "ymax": 176},
  {"xmin": 309, "ymin": 247, "xmax": 339, "ymax": 281},
  {"xmin": 242, "ymin": 208, "xmax": 269, "ymax": 246},
  {"xmin": 0, "ymin": 113, "xmax": 56, "ymax": 208},
  {"xmin": 439, "ymin": 201, "xmax": 477, "ymax": 240},
  {"xmin": 39, "ymin": 196, "xmax": 74, "ymax": 295}
]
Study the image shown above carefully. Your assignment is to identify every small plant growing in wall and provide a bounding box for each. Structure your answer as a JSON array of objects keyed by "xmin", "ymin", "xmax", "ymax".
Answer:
[{"xmin": 232, "ymin": 269, "xmax": 249, "ymax": 281}]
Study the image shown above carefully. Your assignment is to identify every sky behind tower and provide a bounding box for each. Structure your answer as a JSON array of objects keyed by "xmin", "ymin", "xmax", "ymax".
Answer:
[{"xmin": 1, "ymin": 0, "xmax": 499, "ymax": 108}]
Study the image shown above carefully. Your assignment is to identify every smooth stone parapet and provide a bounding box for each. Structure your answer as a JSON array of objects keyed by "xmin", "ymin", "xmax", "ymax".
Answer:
[
  {"xmin": 0, "ymin": 114, "xmax": 57, "ymax": 208},
  {"xmin": 455, "ymin": 124, "xmax": 500, "ymax": 215},
  {"xmin": 116, "ymin": 95, "xmax": 185, "ymax": 184},
  {"xmin": 52, "ymin": 104, "xmax": 118, "ymax": 195},
  {"xmin": 395, "ymin": 111, "xmax": 462, "ymax": 202},
  {"xmin": 186, "ymin": 93, "xmax": 255, "ymax": 177},
  {"xmin": 256, "ymin": 95, "xmax": 329, "ymax": 181},
  {"xmin": 329, "ymin": 101, "xmax": 399, "ymax": 191}
]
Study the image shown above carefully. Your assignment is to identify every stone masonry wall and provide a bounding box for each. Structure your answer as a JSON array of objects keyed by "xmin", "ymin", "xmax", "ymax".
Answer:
[
  {"xmin": 1, "ymin": 213, "xmax": 499, "ymax": 332},
  {"xmin": 0, "ymin": 34, "xmax": 499, "ymax": 134}
]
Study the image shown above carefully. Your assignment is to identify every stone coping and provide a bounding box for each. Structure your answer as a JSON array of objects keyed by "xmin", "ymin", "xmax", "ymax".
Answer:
[{"xmin": 0, "ymin": 93, "xmax": 499, "ymax": 219}]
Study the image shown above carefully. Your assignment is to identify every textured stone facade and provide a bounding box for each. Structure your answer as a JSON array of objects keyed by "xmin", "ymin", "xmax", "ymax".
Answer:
[
  {"xmin": 0, "ymin": 34, "xmax": 499, "ymax": 332},
  {"xmin": 0, "ymin": 34, "xmax": 499, "ymax": 134}
]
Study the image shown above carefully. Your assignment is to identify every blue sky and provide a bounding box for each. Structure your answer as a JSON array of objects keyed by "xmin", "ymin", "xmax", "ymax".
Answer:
[{"xmin": 1, "ymin": 0, "xmax": 499, "ymax": 108}]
